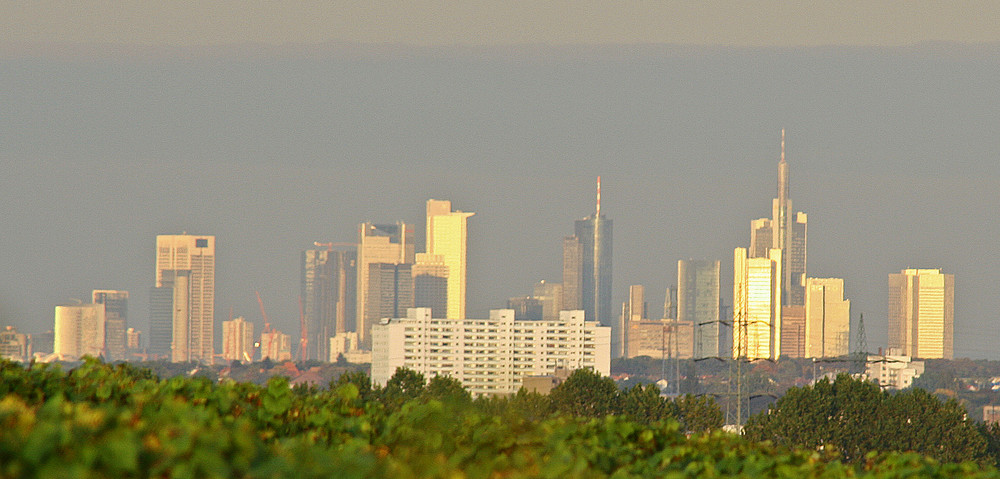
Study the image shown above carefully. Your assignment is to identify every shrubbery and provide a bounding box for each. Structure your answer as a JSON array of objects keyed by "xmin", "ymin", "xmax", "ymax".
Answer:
[{"xmin": 1, "ymin": 359, "xmax": 998, "ymax": 478}]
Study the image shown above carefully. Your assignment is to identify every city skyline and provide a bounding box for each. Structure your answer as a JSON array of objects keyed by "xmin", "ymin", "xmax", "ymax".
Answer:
[{"xmin": 3, "ymin": 42, "xmax": 998, "ymax": 359}]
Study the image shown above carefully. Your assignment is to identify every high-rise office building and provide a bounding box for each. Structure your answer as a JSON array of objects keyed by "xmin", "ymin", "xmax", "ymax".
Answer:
[
  {"xmin": 678, "ymin": 260, "xmax": 721, "ymax": 359},
  {"xmin": 53, "ymin": 303, "xmax": 105, "ymax": 360},
  {"xmin": 575, "ymin": 178, "xmax": 615, "ymax": 356},
  {"xmin": 749, "ymin": 131, "xmax": 807, "ymax": 307},
  {"xmin": 356, "ymin": 222, "xmax": 414, "ymax": 346},
  {"xmin": 733, "ymin": 247, "xmax": 782, "ymax": 360},
  {"xmin": 93, "ymin": 290, "xmax": 128, "ymax": 361},
  {"xmin": 413, "ymin": 253, "xmax": 448, "ymax": 318},
  {"xmin": 148, "ymin": 286, "xmax": 173, "ymax": 358},
  {"xmin": 302, "ymin": 247, "xmax": 357, "ymax": 361},
  {"xmin": 222, "ymin": 316, "xmax": 255, "ymax": 363},
  {"xmin": 888, "ymin": 268, "xmax": 954, "ymax": 359},
  {"xmin": 153, "ymin": 234, "xmax": 215, "ymax": 363},
  {"xmin": 533, "ymin": 280, "xmax": 563, "ymax": 321},
  {"xmin": 426, "ymin": 199, "xmax": 474, "ymax": 319},
  {"xmin": 367, "ymin": 262, "xmax": 414, "ymax": 324},
  {"xmin": 804, "ymin": 277, "xmax": 851, "ymax": 358},
  {"xmin": 301, "ymin": 248, "xmax": 334, "ymax": 361},
  {"xmin": 562, "ymin": 236, "xmax": 583, "ymax": 311}
]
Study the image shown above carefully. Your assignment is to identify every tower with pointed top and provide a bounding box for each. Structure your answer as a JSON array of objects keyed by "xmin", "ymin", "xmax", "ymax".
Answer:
[
  {"xmin": 748, "ymin": 132, "xmax": 807, "ymax": 313},
  {"xmin": 574, "ymin": 178, "xmax": 616, "ymax": 356}
]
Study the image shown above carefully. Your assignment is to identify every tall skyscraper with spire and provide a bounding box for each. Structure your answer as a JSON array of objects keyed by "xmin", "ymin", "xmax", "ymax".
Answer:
[
  {"xmin": 750, "ymin": 130, "xmax": 807, "ymax": 306},
  {"xmin": 575, "ymin": 178, "xmax": 615, "ymax": 356}
]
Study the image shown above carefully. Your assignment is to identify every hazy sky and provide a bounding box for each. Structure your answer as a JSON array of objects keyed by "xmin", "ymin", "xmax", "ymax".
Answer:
[
  {"xmin": 3, "ymin": 4, "xmax": 1000, "ymax": 359},
  {"xmin": 4, "ymin": 2, "xmax": 1000, "ymax": 49}
]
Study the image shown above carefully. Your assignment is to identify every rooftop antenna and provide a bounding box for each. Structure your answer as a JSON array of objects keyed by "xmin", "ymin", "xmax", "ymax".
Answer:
[
  {"xmin": 596, "ymin": 176, "xmax": 601, "ymax": 217},
  {"xmin": 780, "ymin": 128, "xmax": 785, "ymax": 163}
]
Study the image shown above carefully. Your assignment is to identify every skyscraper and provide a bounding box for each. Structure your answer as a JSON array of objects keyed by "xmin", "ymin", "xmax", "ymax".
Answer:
[
  {"xmin": 302, "ymin": 247, "xmax": 357, "ymax": 361},
  {"xmin": 750, "ymin": 130, "xmax": 808, "ymax": 307},
  {"xmin": 733, "ymin": 247, "xmax": 782, "ymax": 360},
  {"xmin": 53, "ymin": 303, "xmax": 105, "ymax": 360},
  {"xmin": 575, "ymin": 178, "xmax": 615, "ymax": 355},
  {"xmin": 888, "ymin": 268, "xmax": 954, "ymax": 359},
  {"xmin": 426, "ymin": 199, "xmax": 474, "ymax": 319},
  {"xmin": 93, "ymin": 290, "xmax": 128, "ymax": 361},
  {"xmin": 678, "ymin": 260, "xmax": 721, "ymax": 359},
  {"xmin": 413, "ymin": 253, "xmax": 448, "ymax": 318},
  {"xmin": 301, "ymin": 248, "xmax": 334, "ymax": 361},
  {"xmin": 562, "ymin": 235, "xmax": 583, "ymax": 311},
  {"xmin": 366, "ymin": 262, "xmax": 414, "ymax": 323},
  {"xmin": 356, "ymin": 222, "xmax": 414, "ymax": 346},
  {"xmin": 804, "ymin": 277, "xmax": 851, "ymax": 358},
  {"xmin": 153, "ymin": 234, "xmax": 215, "ymax": 363},
  {"xmin": 533, "ymin": 280, "xmax": 563, "ymax": 321}
]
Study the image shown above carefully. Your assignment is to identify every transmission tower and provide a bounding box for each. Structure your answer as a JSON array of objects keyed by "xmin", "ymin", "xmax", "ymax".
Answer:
[{"xmin": 851, "ymin": 313, "xmax": 868, "ymax": 375}]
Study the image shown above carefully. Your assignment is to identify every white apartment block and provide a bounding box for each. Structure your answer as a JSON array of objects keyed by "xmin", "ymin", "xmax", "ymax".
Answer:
[
  {"xmin": 371, "ymin": 308, "xmax": 611, "ymax": 395},
  {"xmin": 866, "ymin": 348, "xmax": 925, "ymax": 390}
]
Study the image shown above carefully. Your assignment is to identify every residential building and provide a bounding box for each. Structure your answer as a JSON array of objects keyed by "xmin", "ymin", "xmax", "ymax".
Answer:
[
  {"xmin": 260, "ymin": 328, "xmax": 292, "ymax": 361},
  {"xmin": 426, "ymin": 199, "xmax": 474, "ymax": 319},
  {"xmin": 888, "ymin": 268, "xmax": 954, "ymax": 359},
  {"xmin": 152, "ymin": 234, "xmax": 215, "ymax": 363},
  {"xmin": 866, "ymin": 348, "xmax": 925, "ymax": 389},
  {"xmin": 0, "ymin": 326, "xmax": 29, "ymax": 362},
  {"xmin": 678, "ymin": 260, "xmax": 721, "ymax": 359},
  {"xmin": 371, "ymin": 308, "xmax": 611, "ymax": 395},
  {"xmin": 222, "ymin": 317, "xmax": 254, "ymax": 363},
  {"xmin": 330, "ymin": 331, "xmax": 369, "ymax": 363},
  {"xmin": 54, "ymin": 303, "xmax": 105, "ymax": 360},
  {"xmin": 93, "ymin": 290, "xmax": 128, "ymax": 361},
  {"xmin": 804, "ymin": 278, "xmax": 851, "ymax": 358},
  {"xmin": 574, "ymin": 178, "xmax": 614, "ymax": 355},
  {"xmin": 356, "ymin": 222, "xmax": 414, "ymax": 346},
  {"xmin": 733, "ymin": 247, "xmax": 782, "ymax": 360}
]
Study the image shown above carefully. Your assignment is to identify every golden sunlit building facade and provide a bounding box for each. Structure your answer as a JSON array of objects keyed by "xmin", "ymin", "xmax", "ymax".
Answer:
[
  {"xmin": 426, "ymin": 199, "xmax": 474, "ymax": 319},
  {"xmin": 733, "ymin": 247, "xmax": 782, "ymax": 360},
  {"xmin": 889, "ymin": 268, "xmax": 954, "ymax": 359},
  {"xmin": 804, "ymin": 277, "xmax": 850, "ymax": 358}
]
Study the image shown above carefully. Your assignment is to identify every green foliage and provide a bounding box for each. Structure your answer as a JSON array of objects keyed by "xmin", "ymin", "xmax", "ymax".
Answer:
[
  {"xmin": 1, "ymin": 359, "xmax": 997, "ymax": 478},
  {"xmin": 549, "ymin": 368, "xmax": 622, "ymax": 417},
  {"xmin": 745, "ymin": 373, "xmax": 988, "ymax": 464},
  {"xmin": 675, "ymin": 394, "xmax": 725, "ymax": 434}
]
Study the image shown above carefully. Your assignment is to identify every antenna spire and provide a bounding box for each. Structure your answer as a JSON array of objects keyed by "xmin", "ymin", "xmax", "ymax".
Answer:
[
  {"xmin": 596, "ymin": 176, "xmax": 601, "ymax": 217},
  {"xmin": 780, "ymin": 128, "xmax": 785, "ymax": 163}
]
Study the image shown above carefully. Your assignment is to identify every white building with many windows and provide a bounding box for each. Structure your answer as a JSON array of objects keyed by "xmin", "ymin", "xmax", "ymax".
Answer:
[{"xmin": 371, "ymin": 308, "xmax": 610, "ymax": 395}]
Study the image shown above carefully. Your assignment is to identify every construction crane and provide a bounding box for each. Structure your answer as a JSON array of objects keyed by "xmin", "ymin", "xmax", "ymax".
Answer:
[
  {"xmin": 255, "ymin": 290, "xmax": 271, "ymax": 333},
  {"xmin": 299, "ymin": 295, "xmax": 307, "ymax": 361}
]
